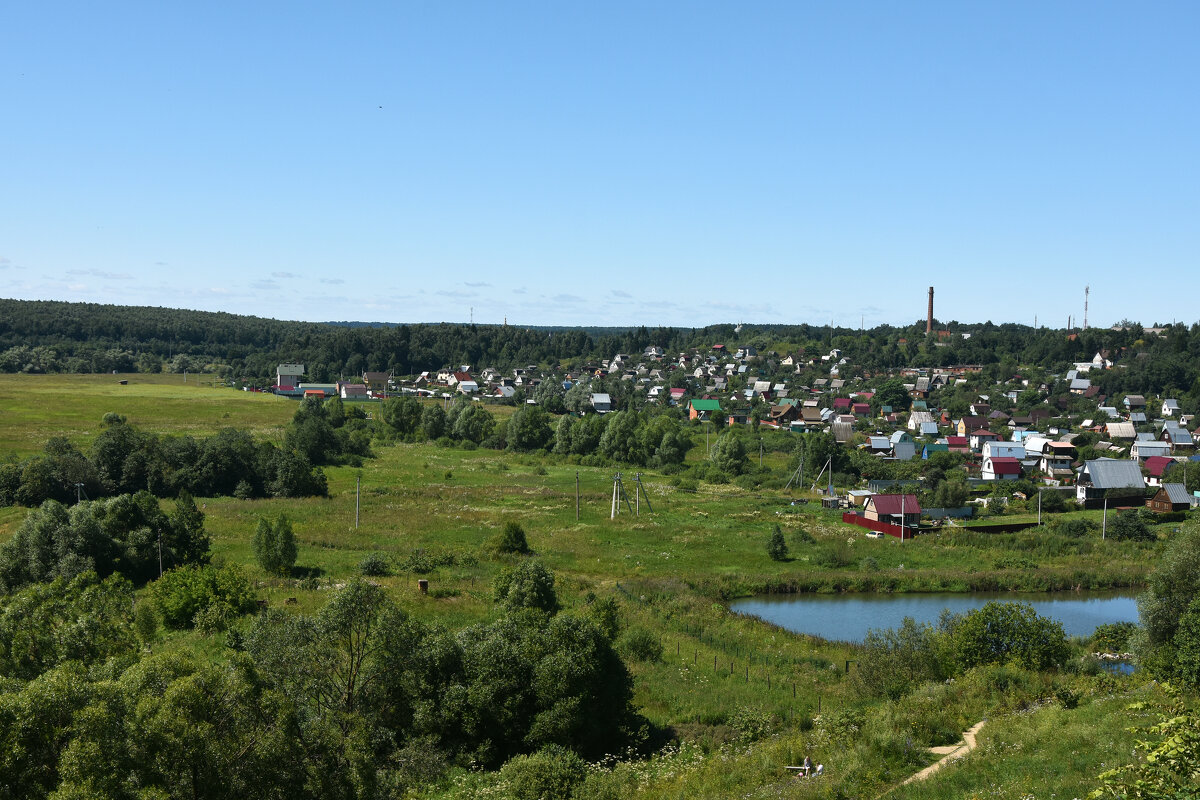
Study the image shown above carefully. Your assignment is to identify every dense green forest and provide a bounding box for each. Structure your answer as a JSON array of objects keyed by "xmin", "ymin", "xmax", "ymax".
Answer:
[{"xmin": 4, "ymin": 299, "xmax": 1200, "ymax": 393}]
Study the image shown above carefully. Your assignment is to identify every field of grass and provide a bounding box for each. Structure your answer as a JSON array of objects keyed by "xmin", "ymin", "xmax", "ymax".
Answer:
[
  {"xmin": 0, "ymin": 374, "xmax": 1174, "ymax": 798},
  {"xmin": 0, "ymin": 373, "xmax": 297, "ymax": 457}
]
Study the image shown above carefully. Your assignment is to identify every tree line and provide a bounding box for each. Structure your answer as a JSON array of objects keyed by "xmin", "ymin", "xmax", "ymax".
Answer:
[{"xmin": 6, "ymin": 299, "xmax": 1200, "ymax": 395}]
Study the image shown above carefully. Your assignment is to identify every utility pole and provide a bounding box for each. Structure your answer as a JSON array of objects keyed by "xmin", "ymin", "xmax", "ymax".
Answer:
[
  {"xmin": 157, "ymin": 530, "xmax": 163, "ymax": 578},
  {"xmin": 1038, "ymin": 488, "xmax": 1042, "ymax": 526},
  {"xmin": 1102, "ymin": 496, "xmax": 1108, "ymax": 539},
  {"xmin": 355, "ymin": 474, "xmax": 361, "ymax": 529},
  {"xmin": 635, "ymin": 473, "xmax": 653, "ymax": 513},
  {"xmin": 575, "ymin": 472, "xmax": 580, "ymax": 521}
]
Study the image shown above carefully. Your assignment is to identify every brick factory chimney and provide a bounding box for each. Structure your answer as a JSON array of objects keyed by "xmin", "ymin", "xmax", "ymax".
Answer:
[{"xmin": 926, "ymin": 287, "xmax": 934, "ymax": 334}]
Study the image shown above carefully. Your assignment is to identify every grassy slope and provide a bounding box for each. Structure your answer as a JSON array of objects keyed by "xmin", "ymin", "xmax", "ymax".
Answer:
[{"xmin": 0, "ymin": 374, "xmax": 1165, "ymax": 798}]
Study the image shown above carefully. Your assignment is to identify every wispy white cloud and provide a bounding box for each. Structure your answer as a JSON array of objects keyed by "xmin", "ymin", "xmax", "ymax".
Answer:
[
  {"xmin": 272, "ymin": 271, "xmax": 299, "ymax": 279},
  {"xmin": 612, "ymin": 289, "xmax": 632, "ymax": 298},
  {"xmin": 67, "ymin": 268, "xmax": 133, "ymax": 280},
  {"xmin": 435, "ymin": 289, "xmax": 476, "ymax": 298},
  {"xmin": 464, "ymin": 281, "xmax": 491, "ymax": 288}
]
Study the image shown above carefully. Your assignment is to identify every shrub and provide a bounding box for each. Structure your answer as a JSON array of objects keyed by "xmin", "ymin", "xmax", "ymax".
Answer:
[
  {"xmin": 618, "ymin": 627, "xmax": 663, "ymax": 662},
  {"xmin": 253, "ymin": 514, "xmax": 297, "ymax": 577},
  {"xmin": 193, "ymin": 601, "xmax": 235, "ymax": 635},
  {"xmin": 495, "ymin": 521, "xmax": 532, "ymax": 555},
  {"xmin": 766, "ymin": 524, "xmax": 788, "ymax": 561},
  {"xmin": 493, "ymin": 560, "xmax": 558, "ymax": 613},
  {"xmin": 1050, "ymin": 517, "xmax": 1096, "ymax": 537},
  {"xmin": 949, "ymin": 601, "xmax": 1069, "ymax": 672},
  {"xmin": 1054, "ymin": 685, "xmax": 1081, "ymax": 709},
  {"xmin": 151, "ymin": 563, "xmax": 257, "ymax": 629},
  {"xmin": 727, "ymin": 706, "xmax": 774, "ymax": 742},
  {"xmin": 498, "ymin": 745, "xmax": 588, "ymax": 800},
  {"xmin": 854, "ymin": 617, "xmax": 944, "ymax": 699},
  {"xmin": 1092, "ymin": 621, "xmax": 1137, "ymax": 653},
  {"xmin": 814, "ymin": 542, "xmax": 856, "ymax": 569},
  {"xmin": 1107, "ymin": 511, "xmax": 1154, "ymax": 542},
  {"xmin": 358, "ymin": 552, "xmax": 391, "ymax": 577},
  {"xmin": 792, "ymin": 527, "xmax": 815, "ymax": 545},
  {"xmin": 585, "ymin": 596, "xmax": 620, "ymax": 640},
  {"xmin": 133, "ymin": 600, "xmax": 160, "ymax": 648}
]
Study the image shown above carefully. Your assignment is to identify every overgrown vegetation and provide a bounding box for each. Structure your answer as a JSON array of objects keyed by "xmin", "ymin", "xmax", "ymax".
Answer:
[{"xmin": 0, "ymin": 373, "xmax": 1193, "ymax": 799}]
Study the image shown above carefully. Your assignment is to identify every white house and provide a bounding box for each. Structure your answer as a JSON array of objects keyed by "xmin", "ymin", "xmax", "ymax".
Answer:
[
  {"xmin": 982, "ymin": 441, "xmax": 1026, "ymax": 461},
  {"xmin": 277, "ymin": 363, "xmax": 304, "ymax": 387},
  {"xmin": 1130, "ymin": 440, "xmax": 1172, "ymax": 463}
]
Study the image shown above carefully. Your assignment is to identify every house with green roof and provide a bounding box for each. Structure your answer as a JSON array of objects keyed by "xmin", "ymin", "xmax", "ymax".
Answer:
[{"xmin": 688, "ymin": 398, "xmax": 721, "ymax": 421}]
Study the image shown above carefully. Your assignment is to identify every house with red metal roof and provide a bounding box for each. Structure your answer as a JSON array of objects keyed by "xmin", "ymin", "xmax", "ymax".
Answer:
[
  {"xmin": 1143, "ymin": 455, "xmax": 1178, "ymax": 488},
  {"xmin": 981, "ymin": 456, "xmax": 1021, "ymax": 481},
  {"xmin": 863, "ymin": 494, "xmax": 921, "ymax": 527}
]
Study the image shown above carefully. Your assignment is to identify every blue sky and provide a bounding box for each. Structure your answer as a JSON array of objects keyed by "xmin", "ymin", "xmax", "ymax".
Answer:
[{"xmin": 2, "ymin": 2, "xmax": 1196, "ymax": 329}]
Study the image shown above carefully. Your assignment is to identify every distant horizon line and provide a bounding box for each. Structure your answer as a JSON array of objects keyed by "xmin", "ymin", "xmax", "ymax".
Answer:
[{"xmin": 2, "ymin": 296, "xmax": 1192, "ymax": 332}]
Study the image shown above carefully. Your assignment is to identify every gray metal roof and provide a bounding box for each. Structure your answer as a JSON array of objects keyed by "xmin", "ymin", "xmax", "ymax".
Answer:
[
  {"xmin": 1164, "ymin": 483, "xmax": 1192, "ymax": 505},
  {"xmin": 1083, "ymin": 458, "xmax": 1145, "ymax": 489},
  {"xmin": 1166, "ymin": 428, "xmax": 1194, "ymax": 445}
]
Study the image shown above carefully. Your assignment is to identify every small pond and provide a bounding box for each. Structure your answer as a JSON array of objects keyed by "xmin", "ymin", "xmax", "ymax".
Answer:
[{"xmin": 730, "ymin": 590, "xmax": 1139, "ymax": 643}]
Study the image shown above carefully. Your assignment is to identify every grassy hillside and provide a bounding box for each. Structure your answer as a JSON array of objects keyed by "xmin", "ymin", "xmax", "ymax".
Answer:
[
  {"xmin": 0, "ymin": 374, "xmax": 1166, "ymax": 798},
  {"xmin": 0, "ymin": 373, "xmax": 296, "ymax": 457}
]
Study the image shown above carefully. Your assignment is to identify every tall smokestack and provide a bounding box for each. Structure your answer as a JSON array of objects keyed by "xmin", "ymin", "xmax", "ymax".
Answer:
[{"xmin": 926, "ymin": 287, "xmax": 934, "ymax": 334}]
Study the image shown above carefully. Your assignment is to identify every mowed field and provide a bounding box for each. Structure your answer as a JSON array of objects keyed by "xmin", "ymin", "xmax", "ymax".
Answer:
[{"xmin": 0, "ymin": 373, "xmax": 297, "ymax": 457}]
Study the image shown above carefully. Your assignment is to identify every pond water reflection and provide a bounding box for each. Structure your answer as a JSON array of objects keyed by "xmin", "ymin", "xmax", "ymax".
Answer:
[{"xmin": 730, "ymin": 591, "xmax": 1139, "ymax": 643}]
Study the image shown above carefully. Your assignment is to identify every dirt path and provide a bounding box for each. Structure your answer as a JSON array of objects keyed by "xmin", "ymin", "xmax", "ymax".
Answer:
[{"xmin": 900, "ymin": 720, "xmax": 986, "ymax": 785}]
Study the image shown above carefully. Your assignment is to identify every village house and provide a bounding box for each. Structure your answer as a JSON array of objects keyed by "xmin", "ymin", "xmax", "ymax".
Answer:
[
  {"xmin": 863, "ymin": 494, "xmax": 921, "ymax": 528},
  {"xmin": 1147, "ymin": 483, "xmax": 1192, "ymax": 513},
  {"xmin": 277, "ymin": 363, "xmax": 304, "ymax": 388},
  {"xmin": 981, "ymin": 455, "xmax": 1021, "ymax": 481},
  {"xmin": 688, "ymin": 398, "xmax": 721, "ymax": 421},
  {"xmin": 1076, "ymin": 458, "xmax": 1146, "ymax": 507},
  {"xmin": 1131, "ymin": 439, "xmax": 1172, "ymax": 464}
]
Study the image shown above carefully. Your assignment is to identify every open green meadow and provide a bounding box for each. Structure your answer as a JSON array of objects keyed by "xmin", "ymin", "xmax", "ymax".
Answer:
[{"xmin": 0, "ymin": 374, "xmax": 1170, "ymax": 798}]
